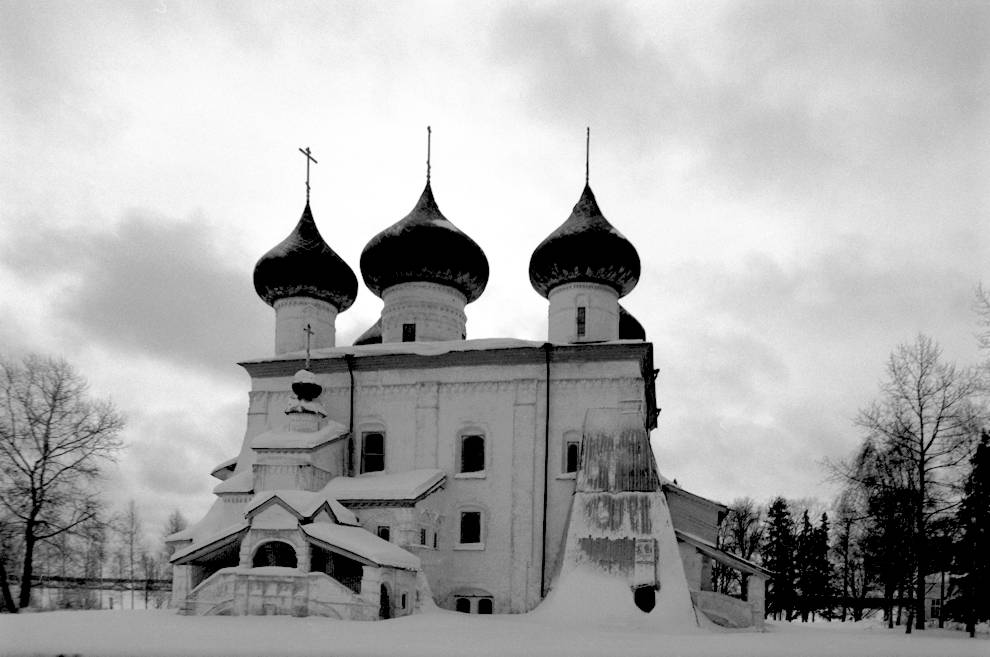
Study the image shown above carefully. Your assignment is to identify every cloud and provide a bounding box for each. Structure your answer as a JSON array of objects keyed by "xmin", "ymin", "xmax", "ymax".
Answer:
[{"xmin": 1, "ymin": 210, "xmax": 271, "ymax": 378}]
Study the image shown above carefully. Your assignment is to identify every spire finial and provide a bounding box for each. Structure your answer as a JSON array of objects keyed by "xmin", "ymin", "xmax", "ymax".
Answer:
[
  {"xmin": 298, "ymin": 147, "xmax": 318, "ymax": 203},
  {"xmin": 585, "ymin": 127, "xmax": 590, "ymax": 185},
  {"xmin": 426, "ymin": 126, "xmax": 432, "ymax": 184}
]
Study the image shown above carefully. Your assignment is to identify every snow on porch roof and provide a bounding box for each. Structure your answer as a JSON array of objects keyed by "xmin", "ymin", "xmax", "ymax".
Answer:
[
  {"xmin": 171, "ymin": 521, "xmax": 249, "ymax": 564},
  {"xmin": 301, "ymin": 523, "xmax": 420, "ymax": 571},
  {"xmin": 213, "ymin": 469, "xmax": 253, "ymax": 494},
  {"xmin": 246, "ymin": 490, "xmax": 359, "ymax": 526},
  {"xmin": 321, "ymin": 469, "xmax": 445, "ymax": 502},
  {"xmin": 251, "ymin": 420, "xmax": 348, "ymax": 450},
  {"xmin": 675, "ymin": 529, "xmax": 772, "ymax": 578}
]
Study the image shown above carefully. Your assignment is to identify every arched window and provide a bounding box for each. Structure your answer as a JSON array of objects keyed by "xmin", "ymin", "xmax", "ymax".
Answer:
[
  {"xmin": 252, "ymin": 541, "xmax": 297, "ymax": 568},
  {"xmin": 477, "ymin": 598, "xmax": 493, "ymax": 614},
  {"xmin": 455, "ymin": 597, "xmax": 470, "ymax": 613},
  {"xmin": 361, "ymin": 431, "xmax": 385, "ymax": 473},
  {"xmin": 460, "ymin": 434, "xmax": 485, "ymax": 473},
  {"xmin": 565, "ymin": 441, "xmax": 579, "ymax": 473}
]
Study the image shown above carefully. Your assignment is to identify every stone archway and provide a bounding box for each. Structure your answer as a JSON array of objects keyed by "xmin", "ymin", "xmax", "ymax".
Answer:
[{"xmin": 252, "ymin": 541, "xmax": 298, "ymax": 568}]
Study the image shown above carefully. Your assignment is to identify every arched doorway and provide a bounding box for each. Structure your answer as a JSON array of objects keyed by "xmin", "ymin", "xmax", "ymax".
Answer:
[
  {"xmin": 633, "ymin": 585, "xmax": 656, "ymax": 613},
  {"xmin": 379, "ymin": 583, "xmax": 391, "ymax": 619},
  {"xmin": 252, "ymin": 541, "xmax": 297, "ymax": 568}
]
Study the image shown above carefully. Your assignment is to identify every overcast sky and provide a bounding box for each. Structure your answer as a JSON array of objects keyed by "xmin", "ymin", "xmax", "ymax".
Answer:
[{"xmin": 1, "ymin": 1, "xmax": 987, "ymax": 539}]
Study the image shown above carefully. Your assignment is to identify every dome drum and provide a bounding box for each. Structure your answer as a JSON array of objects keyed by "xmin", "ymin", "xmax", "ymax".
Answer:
[
  {"xmin": 380, "ymin": 281, "xmax": 467, "ymax": 343},
  {"xmin": 548, "ymin": 282, "xmax": 619, "ymax": 344},
  {"xmin": 274, "ymin": 297, "xmax": 338, "ymax": 356}
]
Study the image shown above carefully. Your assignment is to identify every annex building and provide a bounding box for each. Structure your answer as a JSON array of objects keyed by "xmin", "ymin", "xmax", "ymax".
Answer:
[{"xmin": 166, "ymin": 153, "xmax": 768, "ymax": 627}]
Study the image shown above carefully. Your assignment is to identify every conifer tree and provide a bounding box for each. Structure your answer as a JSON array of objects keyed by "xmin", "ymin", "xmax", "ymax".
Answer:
[
  {"xmin": 763, "ymin": 497, "xmax": 796, "ymax": 620},
  {"xmin": 795, "ymin": 510, "xmax": 815, "ymax": 621},
  {"xmin": 955, "ymin": 430, "xmax": 990, "ymax": 637}
]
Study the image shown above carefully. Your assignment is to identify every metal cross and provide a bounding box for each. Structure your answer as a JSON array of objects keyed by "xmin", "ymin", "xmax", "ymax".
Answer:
[
  {"xmin": 298, "ymin": 147, "xmax": 318, "ymax": 202},
  {"xmin": 303, "ymin": 323, "xmax": 314, "ymax": 369},
  {"xmin": 426, "ymin": 126, "xmax": 432, "ymax": 183},
  {"xmin": 585, "ymin": 127, "xmax": 590, "ymax": 185}
]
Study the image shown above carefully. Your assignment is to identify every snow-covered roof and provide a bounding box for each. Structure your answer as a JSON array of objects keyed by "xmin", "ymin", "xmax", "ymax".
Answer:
[
  {"xmin": 675, "ymin": 529, "xmax": 772, "ymax": 577},
  {"xmin": 301, "ymin": 523, "xmax": 420, "ymax": 570},
  {"xmin": 243, "ymin": 338, "xmax": 544, "ymax": 363},
  {"xmin": 251, "ymin": 420, "xmax": 348, "ymax": 450},
  {"xmin": 166, "ymin": 498, "xmax": 248, "ymax": 544},
  {"xmin": 213, "ymin": 469, "xmax": 254, "ymax": 495},
  {"xmin": 171, "ymin": 521, "xmax": 249, "ymax": 564},
  {"xmin": 246, "ymin": 490, "xmax": 359, "ymax": 526},
  {"xmin": 321, "ymin": 469, "xmax": 445, "ymax": 502},
  {"xmin": 210, "ymin": 456, "xmax": 238, "ymax": 480}
]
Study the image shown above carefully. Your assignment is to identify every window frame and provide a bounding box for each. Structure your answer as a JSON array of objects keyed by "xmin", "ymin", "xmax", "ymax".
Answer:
[
  {"xmin": 361, "ymin": 430, "xmax": 386, "ymax": 473},
  {"xmin": 455, "ymin": 508, "xmax": 485, "ymax": 549},
  {"xmin": 402, "ymin": 323, "xmax": 416, "ymax": 342},
  {"xmin": 576, "ymin": 306, "xmax": 587, "ymax": 338}
]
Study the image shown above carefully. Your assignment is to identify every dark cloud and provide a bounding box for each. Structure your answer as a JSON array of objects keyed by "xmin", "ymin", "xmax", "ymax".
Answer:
[{"xmin": 1, "ymin": 211, "xmax": 271, "ymax": 379}]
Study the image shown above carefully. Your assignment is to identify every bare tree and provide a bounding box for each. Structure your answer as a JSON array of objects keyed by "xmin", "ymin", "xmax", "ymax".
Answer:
[
  {"xmin": 114, "ymin": 500, "xmax": 144, "ymax": 609},
  {"xmin": 856, "ymin": 335, "xmax": 983, "ymax": 630},
  {"xmin": 0, "ymin": 354, "xmax": 124, "ymax": 609}
]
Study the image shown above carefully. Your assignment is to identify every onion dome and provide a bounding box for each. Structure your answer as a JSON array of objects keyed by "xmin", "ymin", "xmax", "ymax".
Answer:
[
  {"xmin": 618, "ymin": 304, "xmax": 646, "ymax": 340},
  {"xmin": 291, "ymin": 369, "xmax": 323, "ymax": 402},
  {"xmin": 360, "ymin": 182, "xmax": 488, "ymax": 302},
  {"xmin": 253, "ymin": 203, "xmax": 358, "ymax": 311},
  {"xmin": 529, "ymin": 184, "xmax": 640, "ymax": 298},
  {"xmin": 353, "ymin": 318, "xmax": 383, "ymax": 346}
]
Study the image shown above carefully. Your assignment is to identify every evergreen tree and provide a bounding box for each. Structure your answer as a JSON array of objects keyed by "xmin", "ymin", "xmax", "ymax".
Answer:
[
  {"xmin": 795, "ymin": 510, "xmax": 815, "ymax": 621},
  {"xmin": 955, "ymin": 430, "xmax": 990, "ymax": 637},
  {"xmin": 812, "ymin": 513, "xmax": 833, "ymax": 620},
  {"xmin": 763, "ymin": 497, "xmax": 796, "ymax": 620}
]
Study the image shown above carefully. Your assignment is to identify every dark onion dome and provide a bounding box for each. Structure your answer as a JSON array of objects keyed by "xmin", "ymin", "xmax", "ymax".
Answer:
[
  {"xmin": 618, "ymin": 304, "xmax": 646, "ymax": 340},
  {"xmin": 253, "ymin": 203, "xmax": 358, "ymax": 311},
  {"xmin": 353, "ymin": 318, "xmax": 383, "ymax": 345},
  {"xmin": 360, "ymin": 182, "xmax": 488, "ymax": 302},
  {"xmin": 529, "ymin": 184, "xmax": 640, "ymax": 298}
]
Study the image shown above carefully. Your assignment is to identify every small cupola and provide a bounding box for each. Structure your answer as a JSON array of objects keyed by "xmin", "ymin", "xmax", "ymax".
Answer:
[
  {"xmin": 253, "ymin": 148, "xmax": 358, "ymax": 355},
  {"xmin": 528, "ymin": 130, "xmax": 640, "ymax": 343},
  {"xmin": 359, "ymin": 128, "xmax": 488, "ymax": 342}
]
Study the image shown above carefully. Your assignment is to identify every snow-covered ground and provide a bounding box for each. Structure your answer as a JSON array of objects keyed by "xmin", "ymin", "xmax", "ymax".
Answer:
[{"xmin": 1, "ymin": 608, "xmax": 987, "ymax": 657}]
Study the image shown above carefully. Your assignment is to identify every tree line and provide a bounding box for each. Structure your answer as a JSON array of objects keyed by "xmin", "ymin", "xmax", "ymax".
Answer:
[
  {"xmin": 0, "ymin": 354, "xmax": 187, "ymax": 612},
  {"xmin": 714, "ymin": 330, "xmax": 989, "ymax": 637}
]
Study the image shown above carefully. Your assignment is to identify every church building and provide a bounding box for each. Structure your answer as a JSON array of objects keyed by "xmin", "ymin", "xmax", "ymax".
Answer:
[{"xmin": 167, "ymin": 141, "xmax": 768, "ymax": 627}]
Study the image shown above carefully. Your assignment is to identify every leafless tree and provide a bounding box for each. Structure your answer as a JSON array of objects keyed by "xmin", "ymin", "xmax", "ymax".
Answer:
[
  {"xmin": 0, "ymin": 354, "xmax": 124, "ymax": 609},
  {"xmin": 114, "ymin": 500, "xmax": 144, "ymax": 609},
  {"xmin": 856, "ymin": 334, "xmax": 983, "ymax": 630}
]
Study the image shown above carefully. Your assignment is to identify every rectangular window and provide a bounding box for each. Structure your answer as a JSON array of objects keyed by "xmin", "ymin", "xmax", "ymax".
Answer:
[
  {"xmin": 576, "ymin": 307, "xmax": 586, "ymax": 337},
  {"xmin": 433, "ymin": 532, "xmax": 438, "ymax": 549},
  {"xmin": 376, "ymin": 525, "xmax": 390, "ymax": 542},
  {"xmin": 402, "ymin": 323, "xmax": 416, "ymax": 342},
  {"xmin": 565, "ymin": 441, "xmax": 580, "ymax": 473},
  {"xmin": 460, "ymin": 434, "xmax": 485, "ymax": 473},
  {"xmin": 459, "ymin": 511, "xmax": 482, "ymax": 544},
  {"xmin": 361, "ymin": 432, "xmax": 385, "ymax": 473},
  {"xmin": 420, "ymin": 528, "xmax": 427, "ymax": 546}
]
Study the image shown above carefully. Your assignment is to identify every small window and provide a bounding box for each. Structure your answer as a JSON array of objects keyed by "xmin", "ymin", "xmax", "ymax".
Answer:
[
  {"xmin": 420, "ymin": 528, "xmax": 427, "ymax": 546},
  {"xmin": 477, "ymin": 598, "xmax": 493, "ymax": 614},
  {"xmin": 401, "ymin": 593, "xmax": 407, "ymax": 609},
  {"xmin": 433, "ymin": 532, "xmax": 438, "ymax": 549},
  {"xmin": 362, "ymin": 432, "xmax": 385, "ymax": 473},
  {"xmin": 402, "ymin": 323, "xmax": 416, "ymax": 342},
  {"xmin": 576, "ymin": 306, "xmax": 586, "ymax": 337},
  {"xmin": 455, "ymin": 597, "xmax": 470, "ymax": 613},
  {"xmin": 565, "ymin": 441, "xmax": 580, "ymax": 473},
  {"xmin": 460, "ymin": 434, "xmax": 485, "ymax": 473},
  {"xmin": 377, "ymin": 525, "xmax": 390, "ymax": 542},
  {"xmin": 459, "ymin": 511, "xmax": 482, "ymax": 544}
]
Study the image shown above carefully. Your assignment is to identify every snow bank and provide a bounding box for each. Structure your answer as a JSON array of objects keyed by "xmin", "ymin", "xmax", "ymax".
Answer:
[{"xmin": 1, "ymin": 610, "xmax": 987, "ymax": 657}]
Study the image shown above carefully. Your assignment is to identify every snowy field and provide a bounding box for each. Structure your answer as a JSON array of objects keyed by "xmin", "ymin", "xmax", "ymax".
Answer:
[{"xmin": 1, "ymin": 609, "xmax": 987, "ymax": 657}]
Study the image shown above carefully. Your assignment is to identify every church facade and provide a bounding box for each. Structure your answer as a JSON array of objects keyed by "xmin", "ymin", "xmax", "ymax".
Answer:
[{"xmin": 167, "ymin": 158, "xmax": 767, "ymax": 625}]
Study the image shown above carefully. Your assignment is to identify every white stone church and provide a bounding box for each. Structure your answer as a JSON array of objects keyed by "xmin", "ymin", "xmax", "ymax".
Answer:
[{"xmin": 166, "ymin": 160, "xmax": 768, "ymax": 627}]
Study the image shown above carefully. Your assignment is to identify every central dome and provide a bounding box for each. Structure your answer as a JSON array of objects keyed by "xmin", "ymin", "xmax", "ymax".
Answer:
[{"xmin": 360, "ymin": 182, "xmax": 489, "ymax": 302}]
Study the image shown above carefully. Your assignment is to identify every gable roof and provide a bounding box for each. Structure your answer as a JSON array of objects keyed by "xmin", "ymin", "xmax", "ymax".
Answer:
[{"xmin": 245, "ymin": 490, "xmax": 359, "ymax": 526}]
